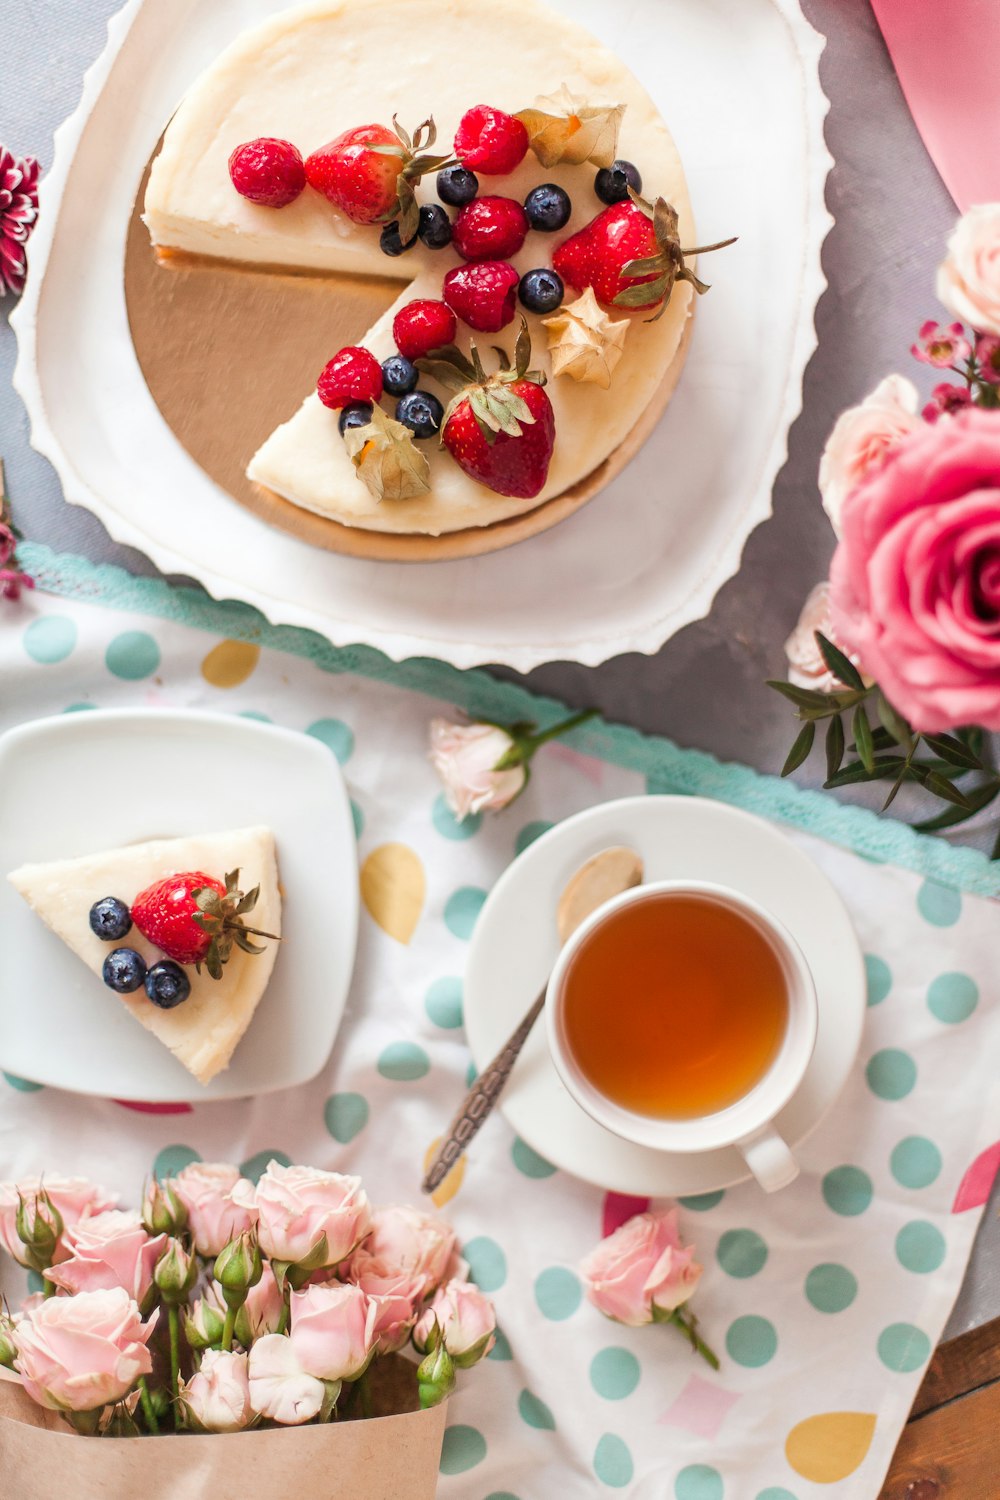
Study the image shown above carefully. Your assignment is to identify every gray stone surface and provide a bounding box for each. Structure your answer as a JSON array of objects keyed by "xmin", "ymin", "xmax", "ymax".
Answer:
[{"xmin": 1, "ymin": 0, "xmax": 997, "ymax": 1337}]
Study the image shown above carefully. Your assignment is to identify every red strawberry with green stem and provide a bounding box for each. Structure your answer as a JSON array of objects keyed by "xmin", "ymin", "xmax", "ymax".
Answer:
[
  {"xmin": 305, "ymin": 116, "xmax": 454, "ymax": 241},
  {"xmin": 418, "ymin": 321, "xmax": 555, "ymax": 499},
  {"xmin": 131, "ymin": 869, "xmax": 278, "ymax": 980}
]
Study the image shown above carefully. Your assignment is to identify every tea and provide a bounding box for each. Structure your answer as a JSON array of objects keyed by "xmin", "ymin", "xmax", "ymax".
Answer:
[{"xmin": 561, "ymin": 894, "xmax": 788, "ymax": 1120}]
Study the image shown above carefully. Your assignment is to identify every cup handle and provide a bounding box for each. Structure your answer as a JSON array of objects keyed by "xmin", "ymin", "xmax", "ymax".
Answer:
[{"xmin": 738, "ymin": 1124, "xmax": 799, "ymax": 1193}]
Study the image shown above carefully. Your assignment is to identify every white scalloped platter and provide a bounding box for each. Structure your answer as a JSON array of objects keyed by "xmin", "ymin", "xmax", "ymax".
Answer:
[{"xmin": 13, "ymin": 0, "xmax": 831, "ymax": 670}]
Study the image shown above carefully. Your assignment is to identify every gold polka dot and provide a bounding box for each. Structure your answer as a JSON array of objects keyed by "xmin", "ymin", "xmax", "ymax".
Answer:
[
  {"xmin": 423, "ymin": 1138, "xmax": 465, "ymax": 1208},
  {"xmin": 200, "ymin": 639, "xmax": 260, "ymax": 689},
  {"xmin": 360, "ymin": 843, "xmax": 426, "ymax": 945},
  {"xmin": 785, "ymin": 1411, "xmax": 877, "ymax": 1483}
]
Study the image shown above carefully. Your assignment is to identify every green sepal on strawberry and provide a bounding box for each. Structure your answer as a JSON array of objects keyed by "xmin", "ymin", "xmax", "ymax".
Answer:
[
  {"xmin": 418, "ymin": 320, "xmax": 555, "ymax": 499},
  {"xmin": 305, "ymin": 116, "xmax": 454, "ymax": 241},
  {"xmin": 131, "ymin": 869, "xmax": 278, "ymax": 981}
]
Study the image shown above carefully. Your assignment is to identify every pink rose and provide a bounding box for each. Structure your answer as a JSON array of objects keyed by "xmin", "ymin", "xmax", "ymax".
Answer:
[
  {"xmin": 352, "ymin": 1206, "xmax": 456, "ymax": 1294},
  {"xmin": 183, "ymin": 1283, "xmax": 227, "ymax": 1350},
  {"xmin": 180, "ymin": 1349, "xmax": 253, "ymax": 1433},
  {"xmin": 289, "ymin": 1283, "xmax": 375, "ymax": 1382},
  {"xmin": 429, "ymin": 719, "xmax": 527, "ymax": 820},
  {"xmin": 783, "ymin": 581, "xmax": 866, "ymax": 693},
  {"xmin": 13, "ymin": 1287, "xmax": 155, "ymax": 1413},
  {"xmin": 830, "ymin": 408, "xmax": 1000, "ymax": 731},
  {"xmin": 233, "ymin": 1163, "xmax": 370, "ymax": 1269},
  {"xmin": 579, "ymin": 1208, "xmax": 702, "ymax": 1326},
  {"xmin": 937, "ymin": 204, "xmax": 1000, "ymax": 336},
  {"xmin": 339, "ymin": 1259, "xmax": 423, "ymax": 1353},
  {"xmin": 46, "ymin": 1211, "xmax": 165, "ymax": 1307},
  {"xmin": 412, "ymin": 1280, "xmax": 496, "ymax": 1366},
  {"xmin": 235, "ymin": 1263, "xmax": 284, "ymax": 1346},
  {"xmin": 818, "ymin": 375, "xmax": 921, "ymax": 536},
  {"xmin": 247, "ymin": 1334, "xmax": 324, "ymax": 1425},
  {"xmin": 172, "ymin": 1162, "xmax": 256, "ymax": 1256},
  {"xmin": 0, "ymin": 1176, "xmax": 118, "ymax": 1266}
]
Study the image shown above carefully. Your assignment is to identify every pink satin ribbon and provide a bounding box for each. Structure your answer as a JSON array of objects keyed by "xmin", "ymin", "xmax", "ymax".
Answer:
[{"xmin": 870, "ymin": 0, "xmax": 1000, "ymax": 210}]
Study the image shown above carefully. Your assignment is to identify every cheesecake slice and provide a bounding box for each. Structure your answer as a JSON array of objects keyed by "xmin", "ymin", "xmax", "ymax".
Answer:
[{"xmin": 8, "ymin": 828, "xmax": 280, "ymax": 1085}]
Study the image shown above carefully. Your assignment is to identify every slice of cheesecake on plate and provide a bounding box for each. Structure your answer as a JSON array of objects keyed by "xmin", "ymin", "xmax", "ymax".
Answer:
[{"xmin": 8, "ymin": 827, "xmax": 280, "ymax": 1086}]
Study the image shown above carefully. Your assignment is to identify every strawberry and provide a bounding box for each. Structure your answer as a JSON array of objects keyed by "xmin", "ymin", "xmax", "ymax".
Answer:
[
  {"xmin": 228, "ymin": 138, "xmax": 306, "ymax": 208},
  {"xmin": 392, "ymin": 299, "xmax": 457, "ymax": 361},
  {"xmin": 454, "ymin": 105, "xmax": 529, "ymax": 176},
  {"xmin": 317, "ymin": 345, "xmax": 384, "ymax": 408},
  {"xmin": 419, "ymin": 321, "xmax": 555, "ymax": 499},
  {"xmin": 452, "ymin": 196, "xmax": 528, "ymax": 262},
  {"xmin": 305, "ymin": 117, "xmax": 451, "ymax": 241},
  {"xmin": 442, "ymin": 260, "xmax": 519, "ymax": 333},
  {"xmin": 131, "ymin": 869, "xmax": 277, "ymax": 980}
]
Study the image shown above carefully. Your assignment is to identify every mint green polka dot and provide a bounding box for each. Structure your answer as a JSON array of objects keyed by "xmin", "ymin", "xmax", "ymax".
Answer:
[
  {"xmin": 866, "ymin": 1048, "xmax": 917, "ymax": 1100},
  {"xmin": 240, "ymin": 1150, "xmax": 292, "ymax": 1183},
  {"xmin": 717, "ymin": 1229, "xmax": 768, "ymax": 1278},
  {"xmin": 511, "ymin": 1138, "xmax": 556, "ymax": 1178},
  {"xmin": 917, "ymin": 880, "xmax": 961, "ymax": 927},
  {"xmin": 891, "ymin": 1136, "xmax": 942, "ymax": 1190},
  {"xmin": 515, "ymin": 820, "xmax": 554, "ymax": 855},
  {"xmin": 865, "ymin": 954, "xmax": 892, "ymax": 1006},
  {"xmin": 726, "ymin": 1315, "xmax": 777, "ymax": 1368},
  {"xmin": 105, "ymin": 630, "xmax": 160, "ymax": 680},
  {"xmin": 678, "ymin": 1190, "xmax": 725, "ymax": 1212},
  {"xmin": 62, "ymin": 702, "xmax": 95, "ymax": 713},
  {"xmin": 27, "ymin": 1270, "xmax": 44, "ymax": 1295},
  {"xmin": 153, "ymin": 1144, "xmax": 200, "ymax": 1181},
  {"xmin": 439, "ymin": 1425, "xmax": 486, "ymax": 1474},
  {"xmin": 485, "ymin": 1494, "xmax": 521, "ymax": 1500},
  {"xmin": 928, "ymin": 971, "xmax": 978, "ymax": 1024},
  {"xmin": 351, "ymin": 800, "xmax": 364, "ymax": 839},
  {"xmin": 425, "ymin": 976, "xmax": 463, "ymax": 1030},
  {"xmin": 2, "ymin": 1072, "xmax": 42, "ymax": 1092},
  {"xmin": 239, "ymin": 710, "xmax": 271, "ymax": 721},
  {"xmin": 822, "ymin": 1165, "xmax": 873, "ymax": 1216},
  {"xmin": 594, "ymin": 1434, "xmax": 633, "ymax": 1489},
  {"xmin": 878, "ymin": 1322, "xmax": 931, "ymax": 1372},
  {"xmin": 518, "ymin": 1389, "xmax": 555, "ymax": 1430},
  {"xmin": 535, "ymin": 1266, "xmax": 581, "ymax": 1320},
  {"xmin": 324, "ymin": 1092, "xmax": 369, "ymax": 1143},
  {"xmin": 488, "ymin": 1328, "xmax": 512, "ymax": 1361},
  {"xmin": 805, "ymin": 1263, "xmax": 857, "ymax": 1313},
  {"xmin": 756, "ymin": 1491, "xmax": 798, "ymax": 1500},
  {"xmin": 306, "ymin": 717, "xmax": 354, "ymax": 764},
  {"xmin": 463, "ymin": 1236, "xmax": 506, "ymax": 1292},
  {"xmin": 896, "ymin": 1220, "xmax": 946, "ymax": 1273},
  {"xmin": 24, "ymin": 615, "xmax": 76, "ymax": 664},
  {"xmin": 675, "ymin": 1464, "xmax": 724, "ymax": 1500},
  {"xmin": 377, "ymin": 1041, "xmax": 430, "ymax": 1081},
  {"xmin": 444, "ymin": 886, "xmax": 487, "ymax": 940},
  {"xmin": 432, "ymin": 792, "xmax": 482, "ymax": 840},
  {"xmin": 590, "ymin": 1347, "xmax": 640, "ymax": 1400}
]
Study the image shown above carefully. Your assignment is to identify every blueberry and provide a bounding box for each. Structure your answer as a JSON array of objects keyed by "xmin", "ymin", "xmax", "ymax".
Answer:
[
  {"xmin": 418, "ymin": 203, "xmax": 452, "ymax": 250},
  {"xmin": 437, "ymin": 164, "xmax": 478, "ymax": 207},
  {"xmin": 524, "ymin": 183, "xmax": 572, "ymax": 232},
  {"xmin": 396, "ymin": 390, "xmax": 444, "ymax": 439},
  {"xmin": 594, "ymin": 159, "xmax": 643, "ymax": 205},
  {"xmin": 102, "ymin": 948, "xmax": 147, "ymax": 994},
  {"xmin": 379, "ymin": 220, "xmax": 418, "ymax": 257},
  {"xmin": 145, "ymin": 960, "xmax": 191, "ymax": 1009},
  {"xmin": 338, "ymin": 401, "xmax": 373, "ymax": 436},
  {"xmin": 381, "ymin": 355, "xmax": 419, "ymax": 397},
  {"xmin": 518, "ymin": 267, "xmax": 564, "ymax": 314},
  {"xmin": 89, "ymin": 897, "xmax": 132, "ymax": 942}
]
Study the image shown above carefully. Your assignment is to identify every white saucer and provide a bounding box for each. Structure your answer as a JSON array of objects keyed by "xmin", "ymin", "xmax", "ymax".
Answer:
[
  {"xmin": 464, "ymin": 796, "xmax": 865, "ymax": 1196},
  {"xmin": 0, "ymin": 710, "xmax": 358, "ymax": 1101}
]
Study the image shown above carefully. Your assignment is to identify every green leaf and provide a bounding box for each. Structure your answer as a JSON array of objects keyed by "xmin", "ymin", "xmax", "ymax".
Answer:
[
  {"xmin": 882, "ymin": 769, "xmax": 908, "ymax": 812},
  {"xmin": 991, "ymin": 822, "xmax": 1000, "ymax": 861},
  {"xmin": 621, "ymin": 253, "xmax": 668, "ymax": 277},
  {"xmin": 825, "ymin": 714, "xmax": 845, "ymax": 780},
  {"xmin": 876, "ymin": 693, "xmax": 913, "ymax": 749},
  {"xmin": 781, "ymin": 721, "xmax": 815, "ymax": 777},
  {"xmin": 824, "ymin": 757, "xmax": 907, "ymax": 790},
  {"xmin": 913, "ymin": 780, "xmax": 1000, "ymax": 832},
  {"xmin": 815, "ymin": 632, "xmax": 864, "ymax": 691},
  {"xmin": 613, "ymin": 275, "xmax": 668, "ymax": 308},
  {"xmin": 766, "ymin": 679, "xmax": 835, "ymax": 711},
  {"xmin": 920, "ymin": 770, "xmax": 974, "ymax": 810},
  {"xmin": 852, "ymin": 706, "xmax": 875, "ymax": 773},
  {"xmin": 921, "ymin": 732, "xmax": 983, "ymax": 770}
]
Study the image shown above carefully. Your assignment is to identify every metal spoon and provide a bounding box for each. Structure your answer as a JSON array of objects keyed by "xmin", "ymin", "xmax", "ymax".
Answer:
[{"xmin": 421, "ymin": 845, "xmax": 644, "ymax": 1194}]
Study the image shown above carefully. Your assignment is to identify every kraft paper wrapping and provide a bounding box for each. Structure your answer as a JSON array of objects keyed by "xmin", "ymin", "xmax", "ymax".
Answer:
[{"xmin": 0, "ymin": 1362, "xmax": 447, "ymax": 1500}]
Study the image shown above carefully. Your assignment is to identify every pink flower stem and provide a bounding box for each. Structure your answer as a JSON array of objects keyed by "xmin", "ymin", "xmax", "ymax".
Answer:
[
  {"xmin": 137, "ymin": 1376, "xmax": 159, "ymax": 1435},
  {"xmin": 668, "ymin": 1308, "xmax": 719, "ymax": 1370}
]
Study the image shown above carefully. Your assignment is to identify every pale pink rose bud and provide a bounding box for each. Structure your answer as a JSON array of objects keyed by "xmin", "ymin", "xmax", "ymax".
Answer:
[
  {"xmin": 818, "ymin": 374, "xmax": 921, "ymax": 536},
  {"xmin": 172, "ymin": 1163, "xmax": 256, "ymax": 1257},
  {"xmin": 416, "ymin": 1340, "xmax": 456, "ymax": 1409},
  {"xmin": 214, "ymin": 1228, "xmax": 263, "ymax": 1310},
  {"xmin": 153, "ymin": 1236, "xmax": 199, "ymax": 1306},
  {"xmin": 233, "ymin": 1163, "xmax": 371, "ymax": 1270},
  {"xmin": 0, "ymin": 1176, "xmax": 117, "ymax": 1267},
  {"xmin": 354, "ymin": 1206, "xmax": 457, "ymax": 1296},
  {"xmin": 180, "ymin": 1349, "xmax": 253, "ymax": 1433},
  {"xmin": 936, "ymin": 204, "xmax": 1000, "ymax": 336},
  {"xmin": 579, "ymin": 1208, "xmax": 702, "ymax": 1326},
  {"xmin": 13, "ymin": 1287, "xmax": 155, "ymax": 1413},
  {"xmin": 910, "ymin": 318, "xmax": 972, "ymax": 368},
  {"xmin": 248, "ymin": 1333, "xmax": 324, "ymax": 1425},
  {"xmin": 0, "ymin": 1311, "xmax": 17, "ymax": 1369},
  {"xmin": 429, "ymin": 719, "xmax": 527, "ymax": 821},
  {"xmin": 289, "ymin": 1283, "xmax": 376, "ymax": 1382},
  {"xmin": 235, "ymin": 1263, "xmax": 284, "ymax": 1346},
  {"xmin": 783, "ymin": 582, "xmax": 867, "ymax": 693},
  {"xmin": 46, "ymin": 1211, "xmax": 166, "ymax": 1309},
  {"xmin": 412, "ymin": 1280, "xmax": 496, "ymax": 1368},
  {"xmin": 141, "ymin": 1178, "xmax": 187, "ymax": 1237},
  {"xmin": 183, "ymin": 1284, "xmax": 227, "ymax": 1351}
]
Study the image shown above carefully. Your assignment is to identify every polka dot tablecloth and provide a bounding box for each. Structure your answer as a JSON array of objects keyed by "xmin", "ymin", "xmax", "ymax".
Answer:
[{"xmin": 5, "ymin": 572, "xmax": 1000, "ymax": 1499}]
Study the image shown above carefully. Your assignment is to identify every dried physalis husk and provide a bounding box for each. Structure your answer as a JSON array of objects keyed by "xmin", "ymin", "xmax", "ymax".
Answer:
[
  {"xmin": 343, "ymin": 404, "xmax": 431, "ymax": 502},
  {"xmin": 515, "ymin": 85, "xmax": 625, "ymax": 169},
  {"xmin": 542, "ymin": 287, "xmax": 629, "ymax": 389}
]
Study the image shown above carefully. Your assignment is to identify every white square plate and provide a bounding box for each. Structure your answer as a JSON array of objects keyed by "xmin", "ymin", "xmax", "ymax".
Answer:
[{"xmin": 0, "ymin": 709, "xmax": 358, "ymax": 1100}]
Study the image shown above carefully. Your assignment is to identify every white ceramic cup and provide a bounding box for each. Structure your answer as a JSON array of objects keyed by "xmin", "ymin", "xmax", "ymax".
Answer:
[{"xmin": 545, "ymin": 880, "xmax": 818, "ymax": 1193}]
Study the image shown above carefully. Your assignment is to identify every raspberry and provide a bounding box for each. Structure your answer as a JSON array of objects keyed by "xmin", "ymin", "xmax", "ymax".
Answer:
[
  {"xmin": 454, "ymin": 105, "xmax": 529, "ymax": 176},
  {"xmin": 392, "ymin": 300, "xmax": 458, "ymax": 361},
  {"xmin": 452, "ymin": 196, "xmax": 529, "ymax": 262},
  {"xmin": 317, "ymin": 346, "xmax": 384, "ymax": 409},
  {"xmin": 442, "ymin": 261, "xmax": 520, "ymax": 333},
  {"xmin": 228, "ymin": 137, "xmax": 306, "ymax": 208}
]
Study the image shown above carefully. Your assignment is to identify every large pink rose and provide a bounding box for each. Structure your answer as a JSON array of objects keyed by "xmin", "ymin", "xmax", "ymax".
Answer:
[
  {"xmin": 234, "ymin": 1164, "xmax": 370, "ymax": 1269},
  {"xmin": 247, "ymin": 1334, "xmax": 324, "ymax": 1425},
  {"xmin": 579, "ymin": 1208, "xmax": 702, "ymax": 1327},
  {"xmin": 350, "ymin": 1206, "xmax": 456, "ymax": 1294},
  {"xmin": 818, "ymin": 375, "xmax": 921, "ymax": 537},
  {"xmin": 171, "ymin": 1162, "xmax": 256, "ymax": 1256},
  {"xmin": 0, "ymin": 1176, "xmax": 118, "ymax": 1266},
  {"xmin": 288, "ymin": 1283, "xmax": 375, "ymax": 1382},
  {"xmin": 937, "ymin": 204, "xmax": 1000, "ymax": 336},
  {"xmin": 13, "ymin": 1287, "xmax": 155, "ymax": 1413},
  {"xmin": 46, "ymin": 1211, "xmax": 165, "ymax": 1307},
  {"xmin": 339, "ymin": 1258, "xmax": 424, "ymax": 1353},
  {"xmin": 180, "ymin": 1349, "xmax": 253, "ymax": 1433},
  {"xmin": 830, "ymin": 408, "xmax": 1000, "ymax": 731}
]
